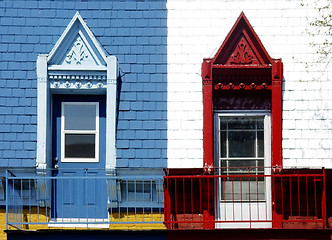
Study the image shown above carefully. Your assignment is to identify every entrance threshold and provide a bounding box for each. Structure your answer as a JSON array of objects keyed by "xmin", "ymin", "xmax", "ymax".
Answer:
[{"xmin": 48, "ymin": 218, "xmax": 109, "ymax": 228}]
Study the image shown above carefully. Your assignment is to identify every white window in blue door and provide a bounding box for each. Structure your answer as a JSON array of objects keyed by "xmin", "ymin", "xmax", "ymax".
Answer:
[{"xmin": 61, "ymin": 102, "xmax": 99, "ymax": 162}]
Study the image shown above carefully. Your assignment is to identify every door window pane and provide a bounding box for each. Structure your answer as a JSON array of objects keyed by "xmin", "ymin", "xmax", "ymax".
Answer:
[
  {"xmin": 61, "ymin": 102, "xmax": 99, "ymax": 162},
  {"xmin": 228, "ymin": 160, "xmax": 258, "ymax": 169},
  {"xmin": 221, "ymin": 180, "xmax": 265, "ymax": 201},
  {"xmin": 257, "ymin": 131, "xmax": 264, "ymax": 157},
  {"xmin": 218, "ymin": 115, "xmax": 266, "ymax": 201},
  {"xmin": 219, "ymin": 117, "xmax": 264, "ymax": 158},
  {"xmin": 65, "ymin": 134, "xmax": 95, "ymax": 158},
  {"xmin": 220, "ymin": 131, "xmax": 227, "ymax": 158},
  {"xmin": 64, "ymin": 104, "xmax": 96, "ymax": 130},
  {"xmin": 228, "ymin": 118, "xmax": 256, "ymax": 130},
  {"xmin": 228, "ymin": 131, "xmax": 255, "ymax": 157}
]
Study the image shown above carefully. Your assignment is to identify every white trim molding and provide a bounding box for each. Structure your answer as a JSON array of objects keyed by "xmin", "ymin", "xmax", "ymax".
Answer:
[
  {"xmin": 106, "ymin": 55, "xmax": 118, "ymax": 170},
  {"xmin": 36, "ymin": 12, "xmax": 118, "ymax": 176},
  {"xmin": 36, "ymin": 54, "xmax": 49, "ymax": 170}
]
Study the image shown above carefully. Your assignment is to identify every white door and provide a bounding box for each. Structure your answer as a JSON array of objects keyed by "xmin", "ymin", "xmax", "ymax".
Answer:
[{"xmin": 215, "ymin": 112, "xmax": 272, "ymax": 228}]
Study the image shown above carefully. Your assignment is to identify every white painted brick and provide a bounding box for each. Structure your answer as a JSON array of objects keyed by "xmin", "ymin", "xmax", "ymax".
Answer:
[
  {"xmin": 182, "ymin": 158, "xmax": 203, "ymax": 168},
  {"xmin": 169, "ymin": 130, "xmax": 201, "ymax": 141},
  {"xmin": 296, "ymin": 139, "xmax": 309, "ymax": 149},
  {"xmin": 176, "ymin": 149, "xmax": 188, "ymax": 159},
  {"xmin": 283, "ymin": 119, "xmax": 296, "ymax": 129},
  {"xmin": 307, "ymin": 139, "xmax": 320, "ymax": 149},
  {"xmin": 181, "ymin": 120, "xmax": 203, "ymax": 130},
  {"xmin": 324, "ymin": 159, "xmax": 332, "ymax": 169},
  {"xmin": 296, "ymin": 159, "xmax": 311, "ymax": 168},
  {"xmin": 283, "ymin": 139, "xmax": 296, "ymax": 149},
  {"xmin": 302, "ymin": 130, "xmax": 317, "ymax": 139},
  {"xmin": 314, "ymin": 149, "xmax": 329, "ymax": 159},
  {"xmin": 283, "ymin": 158, "xmax": 298, "ymax": 168},
  {"xmin": 301, "ymin": 130, "xmax": 316, "ymax": 139},
  {"xmin": 295, "ymin": 120, "xmax": 309, "ymax": 129},
  {"xmin": 303, "ymin": 149, "xmax": 317, "ymax": 159},
  {"xmin": 283, "ymin": 101, "xmax": 296, "ymax": 111},
  {"xmin": 287, "ymin": 110, "xmax": 303, "ymax": 120},
  {"xmin": 167, "ymin": 0, "xmax": 332, "ymax": 169},
  {"xmin": 169, "ymin": 139, "xmax": 202, "ymax": 149},
  {"xmin": 167, "ymin": 158, "xmax": 182, "ymax": 168},
  {"xmin": 282, "ymin": 130, "xmax": 290, "ymax": 139},
  {"xmin": 168, "ymin": 64, "xmax": 182, "ymax": 74},
  {"xmin": 314, "ymin": 130, "xmax": 329, "ymax": 140},
  {"xmin": 168, "ymin": 120, "xmax": 182, "ymax": 130},
  {"xmin": 187, "ymin": 148, "xmax": 203, "ymax": 159},
  {"xmin": 283, "ymin": 148, "xmax": 290, "ymax": 158},
  {"xmin": 186, "ymin": 110, "xmax": 203, "ymax": 120},
  {"xmin": 308, "ymin": 100, "xmax": 322, "ymax": 110}
]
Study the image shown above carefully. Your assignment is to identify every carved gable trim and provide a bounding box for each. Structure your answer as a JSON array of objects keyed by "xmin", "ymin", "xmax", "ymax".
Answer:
[
  {"xmin": 212, "ymin": 12, "xmax": 271, "ymax": 66},
  {"xmin": 201, "ymin": 12, "xmax": 283, "ymax": 170},
  {"xmin": 63, "ymin": 34, "xmax": 96, "ymax": 66},
  {"xmin": 47, "ymin": 12, "xmax": 107, "ymax": 71},
  {"xmin": 227, "ymin": 36, "xmax": 260, "ymax": 65}
]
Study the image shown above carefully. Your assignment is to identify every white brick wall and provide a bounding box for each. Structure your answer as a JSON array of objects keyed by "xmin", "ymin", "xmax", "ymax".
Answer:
[{"xmin": 167, "ymin": 0, "xmax": 332, "ymax": 168}]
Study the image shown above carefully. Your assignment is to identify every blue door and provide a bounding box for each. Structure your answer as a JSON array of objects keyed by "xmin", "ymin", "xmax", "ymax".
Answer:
[{"xmin": 52, "ymin": 95, "xmax": 108, "ymax": 220}]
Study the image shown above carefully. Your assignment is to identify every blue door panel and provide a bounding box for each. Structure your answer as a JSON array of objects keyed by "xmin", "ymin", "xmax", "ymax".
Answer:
[
  {"xmin": 52, "ymin": 95, "xmax": 107, "ymax": 220},
  {"xmin": 62, "ymin": 172, "xmax": 75, "ymax": 205},
  {"xmin": 84, "ymin": 172, "xmax": 98, "ymax": 205}
]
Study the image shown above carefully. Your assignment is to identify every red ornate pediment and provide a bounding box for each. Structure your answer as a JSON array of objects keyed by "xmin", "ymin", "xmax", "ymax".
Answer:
[
  {"xmin": 212, "ymin": 12, "xmax": 271, "ymax": 66},
  {"xmin": 201, "ymin": 12, "xmax": 283, "ymax": 172},
  {"xmin": 227, "ymin": 36, "xmax": 259, "ymax": 65}
]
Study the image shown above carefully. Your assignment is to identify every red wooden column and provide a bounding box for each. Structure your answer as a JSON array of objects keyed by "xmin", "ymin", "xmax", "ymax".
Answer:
[
  {"xmin": 202, "ymin": 59, "xmax": 215, "ymax": 229},
  {"xmin": 271, "ymin": 59, "xmax": 283, "ymax": 168},
  {"xmin": 202, "ymin": 59, "xmax": 214, "ymax": 168},
  {"xmin": 271, "ymin": 59, "xmax": 283, "ymax": 228}
]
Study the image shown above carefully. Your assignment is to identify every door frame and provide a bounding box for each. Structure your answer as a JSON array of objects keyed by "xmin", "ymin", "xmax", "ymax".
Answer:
[{"xmin": 214, "ymin": 111, "xmax": 272, "ymax": 228}]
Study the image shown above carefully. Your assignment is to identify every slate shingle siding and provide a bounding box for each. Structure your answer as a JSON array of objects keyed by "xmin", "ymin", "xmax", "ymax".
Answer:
[{"xmin": 0, "ymin": 0, "xmax": 167, "ymax": 168}]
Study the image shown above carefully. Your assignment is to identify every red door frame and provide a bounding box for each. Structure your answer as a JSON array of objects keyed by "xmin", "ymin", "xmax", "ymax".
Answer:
[{"xmin": 201, "ymin": 12, "xmax": 283, "ymax": 228}]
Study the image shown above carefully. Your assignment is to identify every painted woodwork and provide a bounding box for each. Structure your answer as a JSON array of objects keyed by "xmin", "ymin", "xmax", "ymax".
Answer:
[
  {"xmin": 36, "ymin": 12, "xmax": 119, "ymax": 214},
  {"xmin": 36, "ymin": 12, "xmax": 118, "ymax": 173},
  {"xmin": 202, "ymin": 12, "xmax": 283, "ymax": 169},
  {"xmin": 201, "ymin": 12, "xmax": 283, "ymax": 229}
]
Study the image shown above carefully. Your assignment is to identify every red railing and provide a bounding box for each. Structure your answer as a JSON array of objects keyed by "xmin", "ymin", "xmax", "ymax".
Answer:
[{"xmin": 164, "ymin": 168, "xmax": 326, "ymax": 230}]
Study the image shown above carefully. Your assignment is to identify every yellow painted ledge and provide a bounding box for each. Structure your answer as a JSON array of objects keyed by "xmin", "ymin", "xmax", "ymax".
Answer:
[
  {"xmin": 0, "ymin": 209, "xmax": 7, "ymax": 240},
  {"xmin": 1, "ymin": 208, "xmax": 166, "ymax": 238}
]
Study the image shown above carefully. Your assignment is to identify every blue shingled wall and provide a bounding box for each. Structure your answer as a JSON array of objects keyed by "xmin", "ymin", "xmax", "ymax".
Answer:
[{"xmin": 0, "ymin": 0, "xmax": 167, "ymax": 168}]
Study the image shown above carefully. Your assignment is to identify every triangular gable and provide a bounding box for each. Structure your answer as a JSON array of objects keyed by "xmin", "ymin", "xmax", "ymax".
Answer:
[
  {"xmin": 47, "ymin": 12, "xmax": 107, "ymax": 70},
  {"xmin": 213, "ymin": 12, "xmax": 271, "ymax": 66}
]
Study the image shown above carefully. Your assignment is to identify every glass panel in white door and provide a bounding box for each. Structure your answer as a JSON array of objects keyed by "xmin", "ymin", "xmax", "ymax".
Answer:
[{"xmin": 215, "ymin": 113, "xmax": 272, "ymax": 228}]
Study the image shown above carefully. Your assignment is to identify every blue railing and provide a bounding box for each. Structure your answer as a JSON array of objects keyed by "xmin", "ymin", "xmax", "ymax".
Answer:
[{"xmin": 6, "ymin": 169, "xmax": 164, "ymax": 230}]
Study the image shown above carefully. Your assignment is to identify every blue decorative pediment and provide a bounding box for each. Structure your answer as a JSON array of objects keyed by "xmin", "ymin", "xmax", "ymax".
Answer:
[
  {"xmin": 37, "ymin": 12, "xmax": 118, "ymax": 176},
  {"xmin": 62, "ymin": 34, "xmax": 97, "ymax": 66},
  {"xmin": 47, "ymin": 12, "xmax": 107, "ymax": 71}
]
